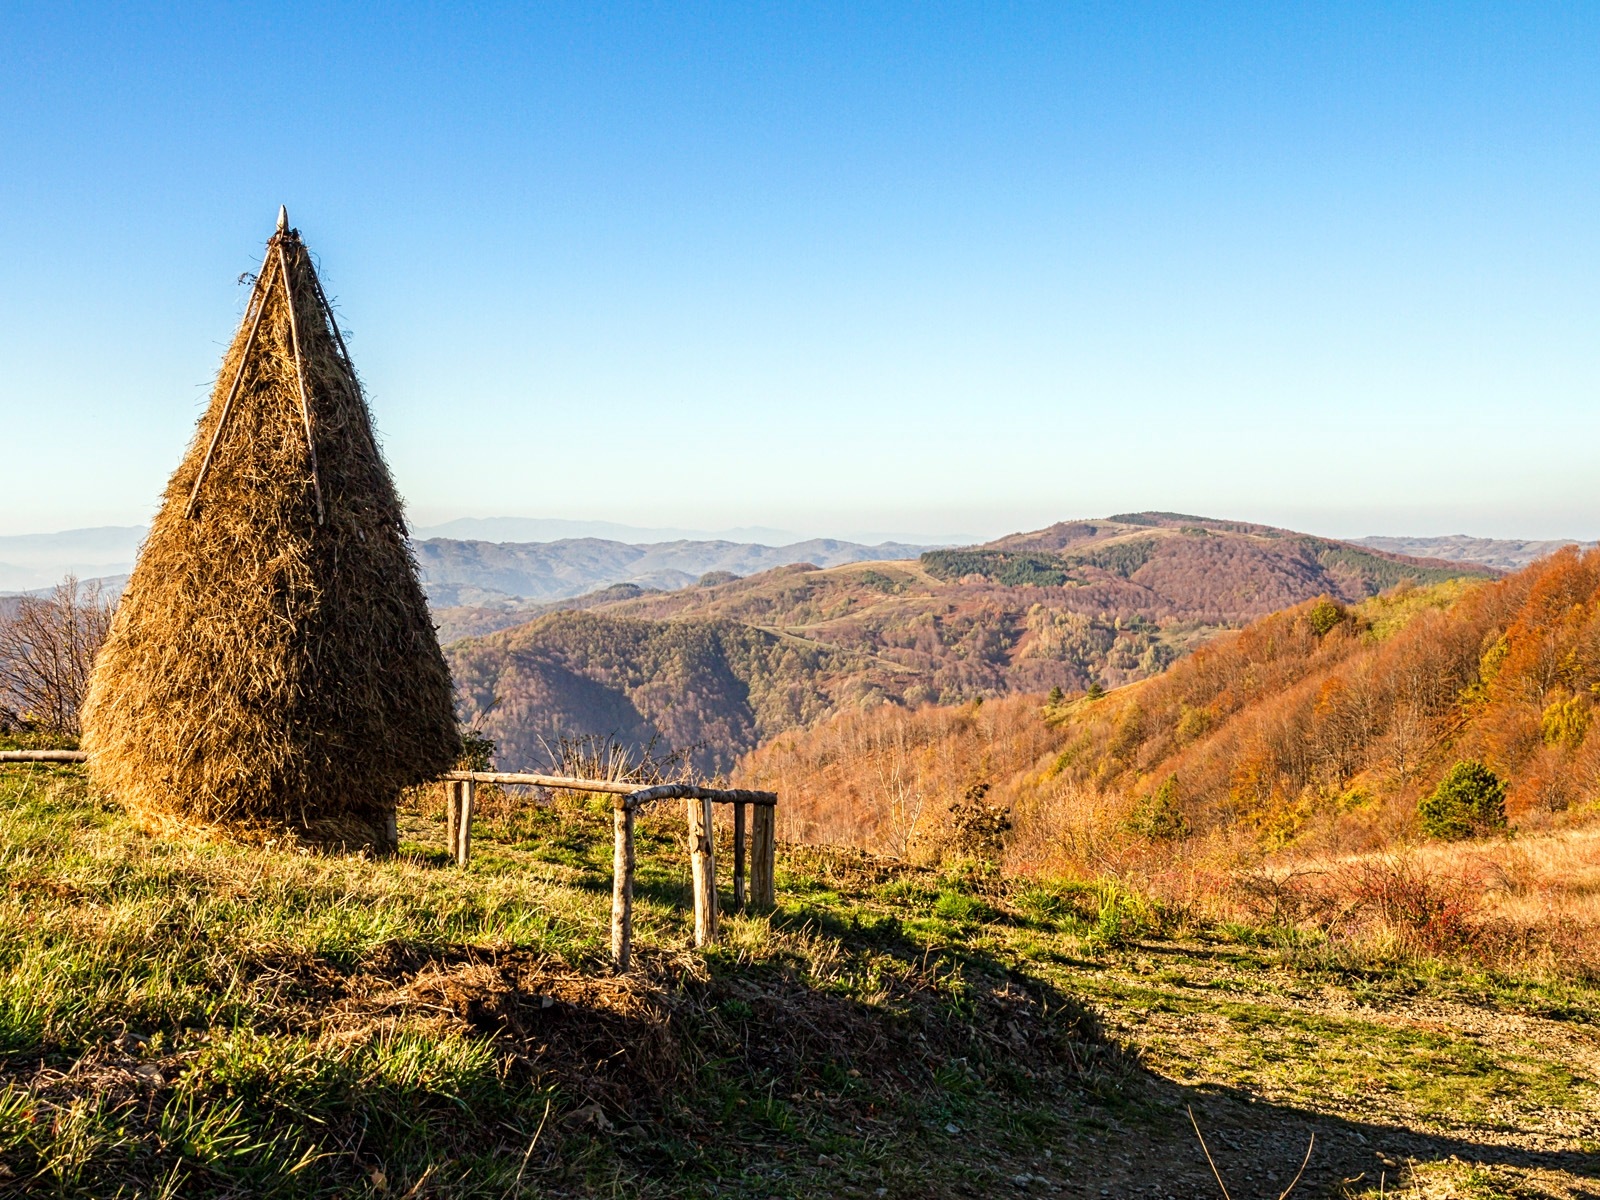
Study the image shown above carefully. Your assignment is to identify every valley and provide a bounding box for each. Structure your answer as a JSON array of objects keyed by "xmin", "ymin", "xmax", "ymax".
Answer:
[{"xmin": 442, "ymin": 513, "xmax": 1496, "ymax": 775}]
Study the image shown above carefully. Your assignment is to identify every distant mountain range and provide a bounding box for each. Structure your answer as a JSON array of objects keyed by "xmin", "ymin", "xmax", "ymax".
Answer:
[
  {"xmin": 0, "ymin": 526, "xmax": 146, "ymax": 592},
  {"xmin": 0, "ymin": 523, "xmax": 944, "ymax": 607},
  {"xmin": 412, "ymin": 517, "xmax": 808, "ymax": 544},
  {"xmin": 413, "ymin": 536, "xmax": 935, "ymax": 607},
  {"xmin": 444, "ymin": 512, "xmax": 1502, "ymax": 773},
  {"xmin": 410, "ymin": 516, "xmax": 979, "ymax": 546},
  {"xmin": 10, "ymin": 520, "xmax": 1594, "ymax": 600},
  {"xmin": 1353, "ymin": 535, "xmax": 1598, "ymax": 571}
]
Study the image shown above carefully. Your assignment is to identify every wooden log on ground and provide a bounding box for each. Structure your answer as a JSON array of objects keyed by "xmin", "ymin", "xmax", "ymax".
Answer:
[
  {"xmin": 732, "ymin": 801, "xmax": 747, "ymax": 912},
  {"xmin": 0, "ymin": 750, "xmax": 89, "ymax": 763},
  {"xmin": 456, "ymin": 779, "xmax": 475, "ymax": 867},
  {"xmin": 612, "ymin": 800, "xmax": 635, "ymax": 972},
  {"xmin": 750, "ymin": 802, "xmax": 776, "ymax": 910},
  {"xmin": 686, "ymin": 794, "xmax": 718, "ymax": 946}
]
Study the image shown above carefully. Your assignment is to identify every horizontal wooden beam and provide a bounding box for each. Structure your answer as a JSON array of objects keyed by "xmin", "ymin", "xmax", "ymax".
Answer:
[
  {"xmin": 442, "ymin": 769, "xmax": 637, "ymax": 795},
  {"xmin": 0, "ymin": 750, "xmax": 88, "ymax": 763},
  {"xmin": 625, "ymin": 783, "xmax": 778, "ymax": 808},
  {"xmin": 439, "ymin": 770, "xmax": 777, "ymax": 808}
]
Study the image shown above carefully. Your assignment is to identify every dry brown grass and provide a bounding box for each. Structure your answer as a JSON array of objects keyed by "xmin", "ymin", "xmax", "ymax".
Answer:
[
  {"xmin": 1180, "ymin": 824, "xmax": 1600, "ymax": 976},
  {"xmin": 80, "ymin": 218, "xmax": 458, "ymax": 847}
]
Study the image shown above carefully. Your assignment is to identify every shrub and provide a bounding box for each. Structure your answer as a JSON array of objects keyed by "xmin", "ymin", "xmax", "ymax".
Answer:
[
  {"xmin": 0, "ymin": 576, "xmax": 113, "ymax": 738},
  {"xmin": 458, "ymin": 729, "xmax": 497, "ymax": 771},
  {"xmin": 1175, "ymin": 704, "xmax": 1213, "ymax": 743},
  {"xmin": 1418, "ymin": 760, "xmax": 1507, "ymax": 840},
  {"xmin": 1540, "ymin": 695, "xmax": 1591, "ymax": 749},
  {"xmin": 1126, "ymin": 775, "xmax": 1188, "ymax": 840},
  {"xmin": 1087, "ymin": 882, "xmax": 1154, "ymax": 948},
  {"xmin": 947, "ymin": 781, "xmax": 1012, "ymax": 861},
  {"xmin": 1305, "ymin": 596, "xmax": 1346, "ymax": 637},
  {"xmin": 1338, "ymin": 855, "xmax": 1479, "ymax": 953}
]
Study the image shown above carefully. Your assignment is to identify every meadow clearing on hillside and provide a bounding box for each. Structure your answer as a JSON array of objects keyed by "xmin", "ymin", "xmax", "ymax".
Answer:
[{"xmin": 1, "ymin": 766, "xmax": 1597, "ymax": 1198}]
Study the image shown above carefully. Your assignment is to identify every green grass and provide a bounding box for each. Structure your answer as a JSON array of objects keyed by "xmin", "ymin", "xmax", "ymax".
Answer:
[{"xmin": 0, "ymin": 767, "xmax": 1597, "ymax": 1197}]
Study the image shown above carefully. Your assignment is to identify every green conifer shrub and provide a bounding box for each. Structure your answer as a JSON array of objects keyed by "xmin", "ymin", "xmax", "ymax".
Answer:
[{"xmin": 1418, "ymin": 760, "xmax": 1507, "ymax": 840}]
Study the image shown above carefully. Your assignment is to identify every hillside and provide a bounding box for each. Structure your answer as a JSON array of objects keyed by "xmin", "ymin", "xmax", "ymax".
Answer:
[
  {"xmin": 448, "ymin": 515, "xmax": 1493, "ymax": 773},
  {"xmin": 1030, "ymin": 549, "xmax": 1600, "ymax": 857},
  {"xmin": 446, "ymin": 610, "xmax": 838, "ymax": 774},
  {"xmin": 944, "ymin": 512, "xmax": 1481, "ymax": 609},
  {"xmin": 740, "ymin": 548, "xmax": 1600, "ymax": 876},
  {"xmin": 3, "ymin": 765, "xmax": 1596, "ymax": 1198}
]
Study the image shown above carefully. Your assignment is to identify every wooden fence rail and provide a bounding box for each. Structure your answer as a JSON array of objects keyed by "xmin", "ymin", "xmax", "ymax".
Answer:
[
  {"xmin": 436, "ymin": 771, "xmax": 777, "ymax": 972},
  {"xmin": 0, "ymin": 754, "xmax": 775, "ymax": 973}
]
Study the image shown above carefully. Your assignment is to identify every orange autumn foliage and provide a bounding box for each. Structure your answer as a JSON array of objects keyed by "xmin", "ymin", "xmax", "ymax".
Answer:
[{"xmin": 738, "ymin": 550, "xmax": 1600, "ymax": 871}]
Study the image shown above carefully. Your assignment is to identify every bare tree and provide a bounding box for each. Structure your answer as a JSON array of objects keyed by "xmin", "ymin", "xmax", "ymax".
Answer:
[
  {"xmin": 873, "ymin": 721, "xmax": 927, "ymax": 858},
  {"xmin": 0, "ymin": 576, "xmax": 114, "ymax": 738}
]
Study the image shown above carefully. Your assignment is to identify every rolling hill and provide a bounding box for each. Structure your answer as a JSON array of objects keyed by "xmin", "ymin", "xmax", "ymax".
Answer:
[
  {"xmin": 445, "ymin": 513, "xmax": 1495, "ymax": 772},
  {"xmin": 447, "ymin": 610, "xmax": 837, "ymax": 775},
  {"xmin": 738, "ymin": 546, "xmax": 1600, "ymax": 870}
]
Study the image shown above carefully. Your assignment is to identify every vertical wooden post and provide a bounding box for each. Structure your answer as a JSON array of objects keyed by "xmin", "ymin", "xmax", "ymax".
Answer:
[
  {"xmin": 456, "ymin": 779, "xmax": 475, "ymax": 867},
  {"xmin": 732, "ymin": 801, "xmax": 747, "ymax": 912},
  {"xmin": 612, "ymin": 799, "xmax": 635, "ymax": 972},
  {"xmin": 687, "ymin": 794, "xmax": 718, "ymax": 946},
  {"xmin": 445, "ymin": 780, "xmax": 460, "ymax": 857},
  {"xmin": 750, "ymin": 802, "xmax": 776, "ymax": 910}
]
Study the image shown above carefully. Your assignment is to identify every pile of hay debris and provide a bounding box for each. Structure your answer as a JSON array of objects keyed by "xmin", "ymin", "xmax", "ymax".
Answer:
[{"xmin": 82, "ymin": 209, "xmax": 459, "ymax": 849}]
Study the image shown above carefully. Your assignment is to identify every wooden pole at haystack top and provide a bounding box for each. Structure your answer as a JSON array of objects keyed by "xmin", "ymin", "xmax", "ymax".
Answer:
[{"xmin": 80, "ymin": 207, "xmax": 461, "ymax": 851}]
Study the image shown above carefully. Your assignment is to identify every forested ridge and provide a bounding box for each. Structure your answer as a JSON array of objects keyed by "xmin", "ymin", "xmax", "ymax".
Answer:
[
  {"xmin": 443, "ymin": 514, "xmax": 1491, "ymax": 773},
  {"xmin": 445, "ymin": 610, "xmax": 837, "ymax": 773}
]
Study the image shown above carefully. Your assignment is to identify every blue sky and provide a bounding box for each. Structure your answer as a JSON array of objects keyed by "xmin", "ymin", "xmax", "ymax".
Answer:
[{"xmin": 2, "ymin": 3, "xmax": 1598, "ymax": 542}]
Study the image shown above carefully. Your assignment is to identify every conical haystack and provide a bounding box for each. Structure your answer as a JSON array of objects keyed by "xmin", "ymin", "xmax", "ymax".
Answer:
[{"xmin": 81, "ymin": 210, "xmax": 460, "ymax": 849}]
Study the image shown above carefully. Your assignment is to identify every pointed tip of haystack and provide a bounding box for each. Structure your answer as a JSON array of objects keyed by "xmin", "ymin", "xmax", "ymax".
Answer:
[{"xmin": 277, "ymin": 204, "xmax": 288, "ymax": 233}]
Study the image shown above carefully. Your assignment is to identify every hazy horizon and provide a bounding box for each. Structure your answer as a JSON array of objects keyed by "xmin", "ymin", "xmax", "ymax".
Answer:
[{"xmin": 4, "ymin": 509, "xmax": 1600, "ymax": 548}]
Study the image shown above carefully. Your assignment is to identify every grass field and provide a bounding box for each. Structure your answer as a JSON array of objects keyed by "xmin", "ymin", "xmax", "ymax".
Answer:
[{"xmin": 0, "ymin": 766, "xmax": 1596, "ymax": 1198}]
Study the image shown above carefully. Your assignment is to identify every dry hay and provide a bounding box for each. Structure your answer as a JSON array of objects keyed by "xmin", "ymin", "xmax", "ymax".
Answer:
[
  {"xmin": 315, "ymin": 941, "xmax": 1107, "ymax": 1114},
  {"xmin": 81, "ymin": 214, "xmax": 459, "ymax": 848}
]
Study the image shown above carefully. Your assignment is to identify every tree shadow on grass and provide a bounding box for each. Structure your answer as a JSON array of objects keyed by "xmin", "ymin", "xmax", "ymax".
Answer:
[{"xmin": 711, "ymin": 905, "xmax": 1600, "ymax": 1199}]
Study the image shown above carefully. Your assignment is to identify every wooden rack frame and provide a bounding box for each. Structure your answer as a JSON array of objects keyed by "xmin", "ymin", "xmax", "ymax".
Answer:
[{"xmin": 440, "ymin": 771, "xmax": 777, "ymax": 972}]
